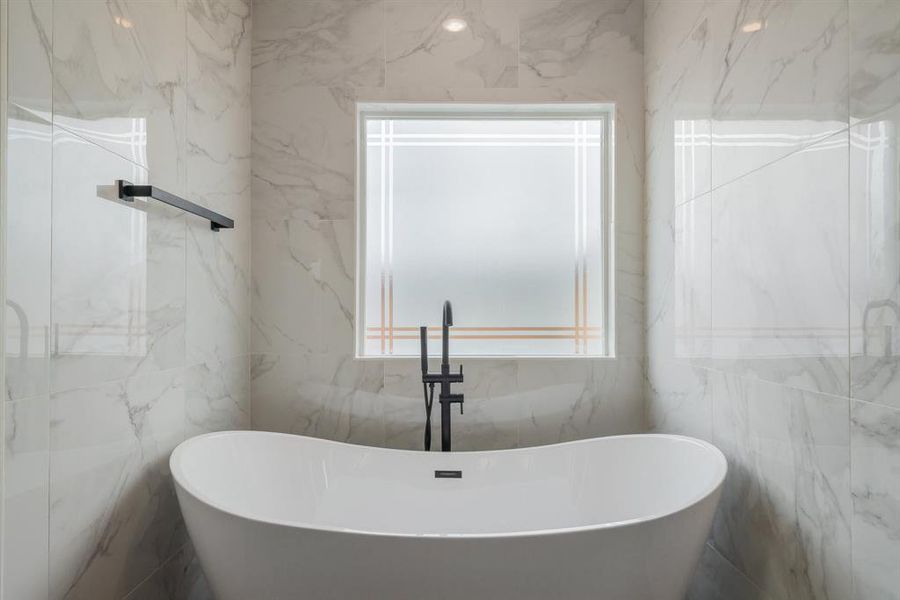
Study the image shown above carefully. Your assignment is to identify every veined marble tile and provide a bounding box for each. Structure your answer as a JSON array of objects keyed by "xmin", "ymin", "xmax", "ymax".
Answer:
[
  {"xmin": 674, "ymin": 194, "xmax": 711, "ymax": 359},
  {"xmin": 710, "ymin": 372, "xmax": 851, "ymax": 600},
  {"xmin": 252, "ymin": 0, "xmax": 384, "ymax": 91},
  {"xmin": 252, "ymin": 86, "xmax": 356, "ymax": 221},
  {"xmin": 850, "ymin": 0, "xmax": 900, "ymax": 122},
  {"xmin": 850, "ymin": 399, "xmax": 900, "ymax": 600},
  {"xmin": 643, "ymin": 358, "xmax": 712, "ymax": 442},
  {"xmin": 644, "ymin": 1, "xmax": 717, "ymax": 366},
  {"xmin": 317, "ymin": 219, "xmax": 356, "ymax": 357},
  {"xmin": 710, "ymin": 132, "xmax": 850, "ymax": 397},
  {"xmin": 185, "ymin": 194, "xmax": 250, "ymax": 366},
  {"xmin": 710, "ymin": 0, "xmax": 849, "ymax": 189},
  {"xmin": 251, "ymin": 212, "xmax": 355, "ymax": 357},
  {"xmin": 517, "ymin": 358, "xmax": 641, "ymax": 447},
  {"xmin": 616, "ymin": 225, "xmax": 646, "ymax": 359},
  {"xmin": 850, "ymin": 106, "xmax": 900, "ymax": 407},
  {"xmin": 644, "ymin": 0, "xmax": 716, "ymax": 110},
  {"xmin": 250, "ymin": 353, "xmax": 385, "ymax": 447},
  {"xmin": 250, "ymin": 211, "xmax": 326, "ymax": 356},
  {"xmin": 5, "ymin": 106, "xmax": 52, "ymax": 401},
  {"xmin": 645, "ymin": 217, "xmax": 677, "ymax": 364},
  {"xmin": 3, "ymin": 396, "xmax": 50, "ymax": 600},
  {"xmin": 122, "ymin": 542, "xmax": 212, "ymax": 600},
  {"xmin": 384, "ymin": 0, "xmax": 517, "ymax": 89},
  {"xmin": 49, "ymin": 368, "xmax": 187, "ymax": 600},
  {"xmin": 644, "ymin": 196, "xmax": 711, "ymax": 367},
  {"xmin": 185, "ymin": 0, "xmax": 252, "ymax": 366},
  {"xmin": 382, "ymin": 358, "xmax": 447, "ymax": 451},
  {"xmin": 644, "ymin": 1, "xmax": 717, "ymax": 221},
  {"xmin": 449, "ymin": 359, "xmax": 519, "ymax": 451},
  {"xmin": 185, "ymin": 356, "xmax": 250, "ymax": 437},
  {"xmin": 52, "ymin": 0, "xmax": 187, "ymax": 194},
  {"xmin": 186, "ymin": 0, "xmax": 251, "ymax": 184},
  {"xmin": 513, "ymin": 360, "xmax": 578, "ymax": 447},
  {"xmin": 686, "ymin": 543, "xmax": 773, "ymax": 600},
  {"xmin": 50, "ymin": 128, "xmax": 186, "ymax": 392},
  {"xmin": 519, "ymin": 0, "xmax": 642, "ymax": 94},
  {"xmin": 8, "ymin": 0, "xmax": 52, "ymax": 115}
]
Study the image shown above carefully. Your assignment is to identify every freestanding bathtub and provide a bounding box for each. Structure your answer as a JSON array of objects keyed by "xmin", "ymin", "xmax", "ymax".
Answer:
[{"xmin": 171, "ymin": 431, "xmax": 726, "ymax": 600}]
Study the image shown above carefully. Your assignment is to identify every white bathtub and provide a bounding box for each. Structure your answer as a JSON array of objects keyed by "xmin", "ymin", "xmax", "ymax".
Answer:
[{"xmin": 171, "ymin": 431, "xmax": 726, "ymax": 600}]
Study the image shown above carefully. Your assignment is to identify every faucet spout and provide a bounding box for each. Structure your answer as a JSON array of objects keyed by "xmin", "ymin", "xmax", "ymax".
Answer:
[
  {"xmin": 443, "ymin": 300, "xmax": 453, "ymax": 327},
  {"xmin": 442, "ymin": 300, "xmax": 453, "ymax": 369}
]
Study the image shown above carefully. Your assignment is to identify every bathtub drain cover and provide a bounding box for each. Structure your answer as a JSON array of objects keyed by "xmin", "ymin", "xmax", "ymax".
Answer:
[{"xmin": 434, "ymin": 470, "xmax": 462, "ymax": 478}]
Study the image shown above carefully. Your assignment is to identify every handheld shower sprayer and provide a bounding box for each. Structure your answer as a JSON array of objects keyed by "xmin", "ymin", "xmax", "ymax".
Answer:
[{"xmin": 420, "ymin": 326, "xmax": 435, "ymax": 451}]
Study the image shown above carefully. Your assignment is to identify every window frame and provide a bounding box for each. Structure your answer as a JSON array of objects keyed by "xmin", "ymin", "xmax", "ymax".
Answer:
[{"xmin": 355, "ymin": 102, "xmax": 616, "ymax": 359}]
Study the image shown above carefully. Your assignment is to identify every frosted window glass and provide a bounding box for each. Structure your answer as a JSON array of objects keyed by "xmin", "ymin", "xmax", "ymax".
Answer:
[{"xmin": 360, "ymin": 109, "xmax": 610, "ymax": 357}]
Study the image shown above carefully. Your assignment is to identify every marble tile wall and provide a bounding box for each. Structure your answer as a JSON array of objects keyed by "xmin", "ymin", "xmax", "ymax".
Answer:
[
  {"xmin": 3, "ymin": 1, "xmax": 252, "ymax": 598},
  {"xmin": 249, "ymin": 0, "xmax": 646, "ymax": 450},
  {"xmin": 644, "ymin": 0, "xmax": 900, "ymax": 598}
]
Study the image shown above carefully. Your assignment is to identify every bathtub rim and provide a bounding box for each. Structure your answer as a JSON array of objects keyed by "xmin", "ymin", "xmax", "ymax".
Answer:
[{"xmin": 170, "ymin": 430, "xmax": 727, "ymax": 540}]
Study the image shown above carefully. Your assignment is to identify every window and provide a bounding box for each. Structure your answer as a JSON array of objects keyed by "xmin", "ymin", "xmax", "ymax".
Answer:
[{"xmin": 357, "ymin": 104, "xmax": 613, "ymax": 357}]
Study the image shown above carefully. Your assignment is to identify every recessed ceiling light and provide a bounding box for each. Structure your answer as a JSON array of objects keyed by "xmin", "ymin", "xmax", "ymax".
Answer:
[
  {"xmin": 741, "ymin": 20, "xmax": 764, "ymax": 33},
  {"xmin": 114, "ymin": 15, "xmax": 134, "ymax": 28},
  {"xmin": 442, "ymin": 17, "xmax": 468, "ymax": 33}
]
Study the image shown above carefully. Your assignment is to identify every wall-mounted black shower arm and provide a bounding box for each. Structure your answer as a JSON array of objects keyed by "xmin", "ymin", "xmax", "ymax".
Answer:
[{"xmin": 116, "ymin": 180, "xmax": 235, "ymax": 231}]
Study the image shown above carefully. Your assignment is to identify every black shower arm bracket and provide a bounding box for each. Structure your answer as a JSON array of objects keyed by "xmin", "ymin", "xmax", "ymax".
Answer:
[{"xmin": 116, "ymin": 180, "xmax": 235, "ymax": 232}]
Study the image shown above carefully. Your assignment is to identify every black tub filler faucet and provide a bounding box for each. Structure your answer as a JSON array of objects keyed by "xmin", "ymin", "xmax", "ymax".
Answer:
[{"xmin": 420, "ymin": 301, "xmax": 464, "ymax": 452}]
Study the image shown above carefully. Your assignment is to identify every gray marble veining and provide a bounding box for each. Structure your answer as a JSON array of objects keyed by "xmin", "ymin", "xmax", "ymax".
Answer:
[
  {"xmin": 644, "ymin": 0, "xmax": 717, "ymax": 221},
  {"xmin": 710, "ymin": 372, "xmax": 851, "ymax": 600},
  {"xmin": 519, "ymin": 0, "xmax": 642, "ymax": 93},
  {"xmin": 850, "ymin": 0, "xmax": 900, "ymax": 122},
  {"xmin": 185, "ymin": 0, "xmax": 252, "ymax": 368},
  {"xmin": 251, "ymin": 210, "xmax": 355, "ymax": 357},
  {"xmin": 8, "ymin": 0, "xmax": 52, "ymax": 115},
  {"xmin": 250, "ymin": 353, "xmax": 386, "ymax": 447},
  {"xmin": 52, "ymin": 0, "xmax": 187, "ymax": 194},
  {"xmin": 517, "ymin": 358, "xmax": 642, "ymax": 447},
  {"xmin": 2, "ymin": 397, "xmax": 50, "ymax": 600},
  {"xmin": 710, "ymin": 0, "xmax": 849, "ymax": 188},
  {"xmin": 185, "ymin": 356, "xmax": 250, "ymax": 437},
  {"xmin": 49, "ymin": 368, "xmax": 187, "ymax": 600},
  {"xmin": 385, "ymin": 0, "xmax": 517, "ymax": 89},
  {"xmin": 643, "ymin": 359, "xmax": 713, "ymax": 442},
  {"xmin": 851, "ymin": 399, "xmax": 900, "ymax": 600},
  {"xmin": 252, "ymin": 0, "xmax": 384, "ymax": 91},
  {"xmin": 252, "ymin": 86, "xmax": 357, "ymax": 222}
]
